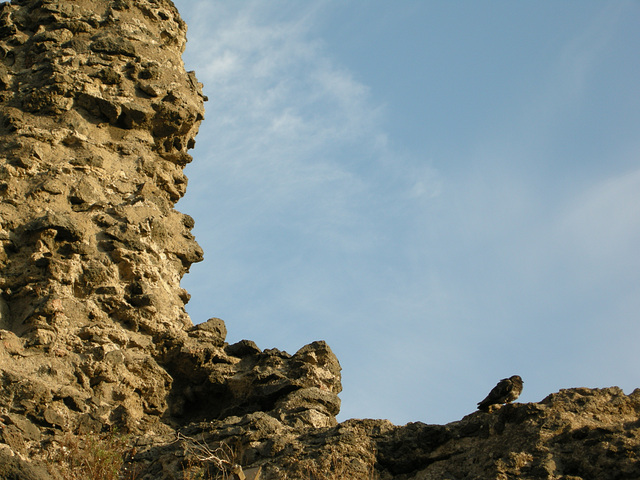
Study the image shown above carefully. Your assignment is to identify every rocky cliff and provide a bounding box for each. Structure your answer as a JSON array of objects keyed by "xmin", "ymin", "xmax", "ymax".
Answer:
[{"xmin": 0, "ymin": 1, "xmax": 638, "ymax": 479}]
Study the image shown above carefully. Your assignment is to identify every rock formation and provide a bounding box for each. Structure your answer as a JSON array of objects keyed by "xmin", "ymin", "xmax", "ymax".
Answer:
[
  {"xmin": 0, "ymin": 0, "xmax": 206, "ymax": 438},
  {"xmin": 0, "ymin": 1, "xmax": 639, "ymax": 479}
]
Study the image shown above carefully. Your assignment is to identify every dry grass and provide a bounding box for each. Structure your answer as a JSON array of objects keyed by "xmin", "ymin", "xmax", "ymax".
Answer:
[
  {"xmin": 285, "ymin": 446, "xmax": 378, "ymax": 480},
  {"xmin": 45, "ymin": 429, "xmax": 377, "ymax": 480},
  {"xmin": 47, "ymin": 429, "xmax": 138, "ymax": 480},
  {"xmin": 179, "ymin": 433, "xmax": 244, "ymax": 480},
  {"xmin": 46, "ymin": 429, "xmax": 240, "ymax": 480}
]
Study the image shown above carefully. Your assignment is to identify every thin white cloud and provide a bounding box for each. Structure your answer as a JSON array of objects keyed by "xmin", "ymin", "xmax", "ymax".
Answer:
[
  {"xmin": 178, "ymin": 0, "xmax": 443, "ymax": 334},
  {"xmin": 557, "ymin": 3, "xmax": 626, "ymax": 100},
  {"xmin": 174, "ymin": 1, "xmax": 640, "ymax": 424},
  {"xmin": 555, "ymin": 167, "xmax": 640, "ymax": 277},
  {"xmin": 184, "ymin": 1, "xmax": 378, "ymax": 156},
  {"xmin": 181, "ymin": 2, "xmax": 388, "ymax": 212}
]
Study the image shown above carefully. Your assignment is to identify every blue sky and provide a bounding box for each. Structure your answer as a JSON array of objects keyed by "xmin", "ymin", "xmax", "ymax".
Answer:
[{"xmin": 173, "ymin": 0, "xmax": 640, "ymax": 425}]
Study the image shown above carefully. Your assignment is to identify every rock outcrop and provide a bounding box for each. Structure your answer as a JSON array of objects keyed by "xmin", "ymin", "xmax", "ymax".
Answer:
[
  {"xmin": 121, "ymin": 386, "xmax": 640, "ymax": 480},
  {"xmin": 0, "ymin": 0, "xmax": 206, "ymax": 439},
  {"xmin": 0, "ymin": 1, "xmax": 344, "ymax": 477},
  {"xmin": 0, "ymin": 1, "xmax": 638, "ymax": 479}
]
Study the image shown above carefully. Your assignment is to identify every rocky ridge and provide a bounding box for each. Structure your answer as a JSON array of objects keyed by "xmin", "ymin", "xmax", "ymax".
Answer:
[{"xmin": 0, "ymin": 1, "xmax": 638, "ymax": 479}]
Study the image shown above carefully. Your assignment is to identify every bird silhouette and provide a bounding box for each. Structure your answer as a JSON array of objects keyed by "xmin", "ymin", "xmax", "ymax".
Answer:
[{"xmin": 477, "ymin": 375, "xmax": 523, "ymax": 411}]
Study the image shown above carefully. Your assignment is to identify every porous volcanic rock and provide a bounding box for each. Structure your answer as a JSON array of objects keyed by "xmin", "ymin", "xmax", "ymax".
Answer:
[
  {"xmin": 0, "ymin": 0, "xmax": 207, "ymax": 443},
  {"xmin": 127, "ymin": 387, "xmax": 640, "ymax": 479},
  {"xmin": 1, "ymin": 1, "xmax": 639, "ymax": 479},
  {"xmin": 0, "ymin": 0, "xmax": 344, "ymax": 476}
]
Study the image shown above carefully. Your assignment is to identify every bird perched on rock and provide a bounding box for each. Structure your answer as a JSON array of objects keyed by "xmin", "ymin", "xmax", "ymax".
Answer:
[{"xmin": 477, "ymin": 375, "xmax": 523, "ymax": 411}]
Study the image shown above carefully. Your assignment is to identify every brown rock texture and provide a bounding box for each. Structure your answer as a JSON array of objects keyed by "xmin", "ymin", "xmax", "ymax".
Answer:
[
  {"xmin": 0, "ymin": 0, "xmax": 206, "ymax": 439},
  {"xmin": 126, "ymin": 386, "xmax": 640, "ymax": 480},
  {"xmin": 0, "ymin": 1, "xmax": 639, "ymax": 479}
]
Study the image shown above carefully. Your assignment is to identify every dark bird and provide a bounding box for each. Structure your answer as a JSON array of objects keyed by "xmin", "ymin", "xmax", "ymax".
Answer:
[{"xmin": 477, "ymin": 375, "xmax": 523, "ymax": 411}]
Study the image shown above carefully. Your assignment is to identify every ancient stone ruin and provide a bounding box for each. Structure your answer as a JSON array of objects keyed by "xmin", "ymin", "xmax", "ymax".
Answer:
[{"xmin": 0, "ymin": 1, "xmax": 639, "ymax": 479}]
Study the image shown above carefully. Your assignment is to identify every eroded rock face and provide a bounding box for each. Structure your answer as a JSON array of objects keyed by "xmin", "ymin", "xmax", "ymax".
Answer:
[
  {"xmin": 1, "ymin": 2, "xmax": 639, "ymax": 480},
  {"xmin": 0, "ymin": 3, "xmax": 346, "ymax": 476},
  {"xmin": 162, "ymin": 338, "xmax": 341, "ymax": 427},
  {"xmin": 130, "ymin": 387, "xmax": 640, "ymax": 480},
  {"xmin": 0, "ymin": 0, "xmax": 207, "ymax": 441},
  {"xmin": 0, "ymin": 0, "xmax": 204, "ymax": 340},
  {"xmin": 377, "ymin": 387, "xmax": 640, "ymax": 480}
]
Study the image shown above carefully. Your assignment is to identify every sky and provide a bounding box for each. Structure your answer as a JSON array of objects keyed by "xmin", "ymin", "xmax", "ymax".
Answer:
[{"xmin": 172, "ymin": 0, "xmax": 640, "ymax": 425}]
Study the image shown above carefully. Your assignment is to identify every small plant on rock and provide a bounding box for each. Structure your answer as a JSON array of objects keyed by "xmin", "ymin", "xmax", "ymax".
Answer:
[
  {"xmin": 178, "ymin": 433, "xmax": 245, "ymax": 480},
  {"xmin": 47, "ymin": 428, "xmax": 136, "ymax": 480}
]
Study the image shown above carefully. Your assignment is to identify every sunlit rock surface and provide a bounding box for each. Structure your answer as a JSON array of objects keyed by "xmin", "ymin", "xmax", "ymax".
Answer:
[{"xmin": 0, "ymin": 1, "xmax": 638, "ymax": 479}]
